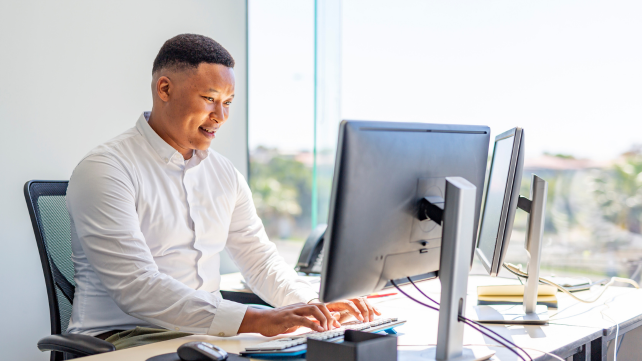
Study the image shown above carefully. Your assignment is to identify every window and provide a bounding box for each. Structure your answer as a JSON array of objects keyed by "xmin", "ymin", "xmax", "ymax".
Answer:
[
  {"xmin": 249, "ymin": 1, "xmax": 642, "ymax": 281},
  {"xmin": 248, "ymin": 0, "xmax": 315, "ymax": 264},
  {"xmin": 342, "ymin": 0, "xmax": 642, "ymax": 280}
]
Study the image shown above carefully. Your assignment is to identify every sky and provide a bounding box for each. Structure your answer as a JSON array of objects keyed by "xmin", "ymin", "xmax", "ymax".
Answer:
[{"xmin": 249, "ymin": 0, "xmax": 642, "ymax": 160}]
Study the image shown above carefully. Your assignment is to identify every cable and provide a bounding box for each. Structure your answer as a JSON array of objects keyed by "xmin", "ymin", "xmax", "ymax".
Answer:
[
  {"xmin": 463, "ymin": 344, "xmax": 565, "ymax": 361},
  {"xmin": 397, "ymin": 344, "xmax": 565, "ymax": 361},
  {"xmin": 406, "ymin": 277, "xmax": 533, "ymax": 361},
  {"xmin": 617, "ymin": 333, "xmax": 626, "ymax": 356},
  {"xmin": 390, "ymin": 280, "xmax": 527, "ymax": 361},
  {"xmin": 389, "ymin": 280, "xmax": 523, "ymax": 360},
  {"xmin": 548, "ymin": 289, "xmax": 637, "ymax": 321},
  {"xmin": 389, "ymin": 279, "xmax": 439, "ymax": 312},
  {"xmin": 396, "ymin": 343, "xmax": 566, "ymax": 361},
  {"xmin": 406, "ymin": 277, "xmax": 532, "ymax": 361},
  {"xmin": 503, "ymin": 263, "xmax": 640, "ymax": 303},
  {"xmin": 614, "ymin": 324, "xmax": 620, "ymax": 361},
  {"xmin": 460, "ymin": 320, "xmax": 529, "ymax": 361},
  {"xmin": 606, "ymin": 319, "xmax": 619, "ymax": 361},
  {"xmin": 600, "ymin": 301, "xmax": 620, "ymax": 361},
  {"xmin": 496, "ymin": 264, "xmax": 636, "ymax": 360},
  {"xmin": 406, "ymin": 277, "xmax": 440, "ymax": 306}
]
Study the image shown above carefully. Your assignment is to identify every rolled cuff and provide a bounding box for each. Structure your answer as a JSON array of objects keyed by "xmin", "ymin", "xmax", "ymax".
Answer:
[{"xmin": 207, "ymin": 300, "xmax": 248, "ymax": 337}]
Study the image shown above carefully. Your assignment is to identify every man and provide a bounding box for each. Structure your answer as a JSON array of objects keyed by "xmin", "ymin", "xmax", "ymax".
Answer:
[{"xmin": 66, "ymin": 34, "xmax": 380, "ymax": 348}]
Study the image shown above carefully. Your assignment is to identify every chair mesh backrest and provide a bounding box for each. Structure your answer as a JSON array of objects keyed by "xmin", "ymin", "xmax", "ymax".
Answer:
[{"xmin": 26, "ymin": 182, "xmax": 75, "ymax": 334}]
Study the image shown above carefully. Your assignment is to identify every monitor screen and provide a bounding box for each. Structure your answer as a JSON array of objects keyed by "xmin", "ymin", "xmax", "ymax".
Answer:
[{"xmin": 477, "ymin": 136, "xmax": 517, "ymax": 267}]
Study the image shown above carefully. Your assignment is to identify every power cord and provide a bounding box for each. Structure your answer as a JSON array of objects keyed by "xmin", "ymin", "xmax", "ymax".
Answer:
[
  {"xmin": 503, "ymin": 263, "xmax": 640, "ymax": 303},
  {"xmin": 503, "ymin": 262, "xmax": 639, "ymax": 361},
  {"xmin": 463, "ymin": 344, "xmax": 565, "ymax": 361},
  {"xmin": 616, "ymin": 333, "xmax": 626, "ymax": 356},
  {"xmin": 396, "ymin": 343, "xmax": 566, "ymax": 361},
  {"xmin": 600, "ymin": 304, "xmax": 619, "ymax": 361},
  {"xmin": 390, "ymin": 279, "xmax": 529, "ymax": 361},
  {"xmin": 405, "ymin": 277, "xmax": 533, "ymax": 361}
]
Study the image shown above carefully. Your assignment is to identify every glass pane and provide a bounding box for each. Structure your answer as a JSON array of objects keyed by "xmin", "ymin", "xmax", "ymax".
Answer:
[
  {"xmin": 342, "ymin": 0, "xmax": 642, "ymax": 281},
  {"xmin": 248, "ymin": 0, "xmax": 315, "ymax": 265}
]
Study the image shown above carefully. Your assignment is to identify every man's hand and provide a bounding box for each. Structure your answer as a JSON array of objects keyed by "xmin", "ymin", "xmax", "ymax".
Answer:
[
  {"xmin": 238, "ymin": 303, "xmax": 340, "ymax": 337},
  {"xmin": 309, "ymin": 297, "xmax": 382, "ymax": 324},
  {"xmin": 237, "ymin": 297, "xmax": 382, "ymax": 337}
]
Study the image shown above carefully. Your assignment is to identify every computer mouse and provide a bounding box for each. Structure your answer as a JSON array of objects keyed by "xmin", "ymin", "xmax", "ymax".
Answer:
[{"xmin": 177, "ymin": 341, "xmax": 228, "ymax": 361}]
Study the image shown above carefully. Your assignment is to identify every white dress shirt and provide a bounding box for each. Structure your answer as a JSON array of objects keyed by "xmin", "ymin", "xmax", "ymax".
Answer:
[{"xmin": 66, "ymin": 112, "xmax": 318, "ymax": 337}]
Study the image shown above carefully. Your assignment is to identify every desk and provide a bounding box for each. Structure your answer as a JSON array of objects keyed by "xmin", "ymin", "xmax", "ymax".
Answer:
[{"xmin": 78, "ymin": 274, "xmax": 642, "ymax": 361}]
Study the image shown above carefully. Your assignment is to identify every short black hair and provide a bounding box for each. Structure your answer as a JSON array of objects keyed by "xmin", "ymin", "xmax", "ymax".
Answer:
[{"xmin": 152, "ymin": 34, "xmax": 235, "ymax": 74}]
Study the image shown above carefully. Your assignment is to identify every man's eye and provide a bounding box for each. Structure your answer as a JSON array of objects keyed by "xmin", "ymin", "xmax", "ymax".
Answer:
[
  {"xmin": 207, "ymin": 97, "xmax": 214, "ymax": 102},
  {"xmin": 224, "ymin": 101, "xmax": 232, "ymax": 105}
]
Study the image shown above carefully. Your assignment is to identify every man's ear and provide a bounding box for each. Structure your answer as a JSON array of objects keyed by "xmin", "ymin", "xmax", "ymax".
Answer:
[{"xmin": 156, "ymin": 76, "xmax": 171, "ymax": 102}]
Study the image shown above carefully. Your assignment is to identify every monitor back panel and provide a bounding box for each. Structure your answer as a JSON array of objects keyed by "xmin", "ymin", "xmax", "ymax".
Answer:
[{"xmin": 320, "ymin": 120, "xmax": 490, "ymax": 302}]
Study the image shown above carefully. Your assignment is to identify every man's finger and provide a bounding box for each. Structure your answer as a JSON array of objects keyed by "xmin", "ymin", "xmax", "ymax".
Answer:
[
  {"xmin": 299, "ymin": 305, "xmax": 329, "ymax": 331},
  {"xmin": 362, "ymin": 298, "xmax": 377, "ymax": 321},
  {"xmin": 355, "ymin": 298, "xmax": 370, "ymax": 322},
  {"xmin": 295, "ymin": 315, "xmax": 325, "ymax": 332},
  {"xmin": 330, "ymin": 311, "xmax": 341, "ymax": 327},
  {"xmin": 341, "ymin": 300, "xmax": 364, "ymax": 321},
  {"xmin": 315, "ymin": 304, "xmax": 338, "ymax": 329},
  {"xmin": 372, "ymin": 303, "xmax": 382, "ymax": 316}
]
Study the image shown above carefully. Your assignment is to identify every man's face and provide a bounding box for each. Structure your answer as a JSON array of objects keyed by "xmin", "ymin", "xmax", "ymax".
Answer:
[{"xmin": 155, "ymin": 63, "xmax": 235, "ymax": 154}]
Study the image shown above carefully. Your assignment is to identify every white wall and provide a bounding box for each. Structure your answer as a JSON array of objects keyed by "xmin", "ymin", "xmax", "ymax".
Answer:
[{"xmin": 0, "ymin": 1, "xmax": 248, "ymax": 360}]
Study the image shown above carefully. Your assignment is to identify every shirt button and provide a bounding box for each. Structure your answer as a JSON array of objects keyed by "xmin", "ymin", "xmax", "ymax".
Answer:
[
  {"xmin": 164, "ymin": 158, "xmax": 169, "ymax": 162},
  {"xmin": 174, "ymin": 327, "xmax": 180, "ymax": 331},
  {"xmin": 218, "ymin": 332, "xmax": 225, "ymax": 337}
]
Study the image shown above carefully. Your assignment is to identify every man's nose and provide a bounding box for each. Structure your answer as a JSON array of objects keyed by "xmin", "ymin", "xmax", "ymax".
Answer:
[{"xmin": 210, "ymin": 102, "xmax": 226, "ymax": 124}]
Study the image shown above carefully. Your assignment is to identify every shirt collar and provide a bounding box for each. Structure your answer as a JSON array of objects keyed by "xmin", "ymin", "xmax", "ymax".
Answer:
[{"xmin": 136, "ymin": 112, "xmax": 209, "ymax": 164}]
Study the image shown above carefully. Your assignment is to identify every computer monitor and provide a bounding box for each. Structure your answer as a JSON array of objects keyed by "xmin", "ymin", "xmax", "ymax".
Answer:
[
  {"xmin": 319, "ymin": 120, "xmax": 490, "ymax": 302},
  {"xmin": 317, "ymin": 120, "xmax": 496, "ymax": 360},
  {"xmin": 474, "ymin": 127, "xmax": 549, "ymax": 320},
  {"xmin": 475, "ymin": 127, "xmax": 525, "ymax": 276}
]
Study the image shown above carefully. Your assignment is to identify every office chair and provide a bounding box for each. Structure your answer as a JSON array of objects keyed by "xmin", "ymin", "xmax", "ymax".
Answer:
[
  {"xmin": 24, "ymin": 180, "xmax": 274, "ymax": 360},
  {"xmin": 24, "ymin": 181, "xmax": 115, "ymax": 361}
]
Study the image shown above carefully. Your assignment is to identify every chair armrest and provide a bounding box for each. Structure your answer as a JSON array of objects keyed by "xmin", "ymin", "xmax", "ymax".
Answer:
[
  {"xmin": 38, "ymin": 334, "xmax": 115, "ymax": 357},
  {"xmin": 221, "ymin": 290, "xmax": 272, "ymax": 307}
]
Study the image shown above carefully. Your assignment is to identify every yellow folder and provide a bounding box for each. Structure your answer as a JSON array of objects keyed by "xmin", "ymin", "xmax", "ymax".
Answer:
[{"xmin": 477, "ymin": 284, "xmax": 558, "ymax": 308}]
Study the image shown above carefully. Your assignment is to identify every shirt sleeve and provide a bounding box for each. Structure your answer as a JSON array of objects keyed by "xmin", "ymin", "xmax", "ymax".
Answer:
[
  {"xmin": 67, "ymin": 153, "xmax": 247, "ymax": 336},
  {"xmin": 224, "ymin": 169, "xmax": 319, "ymax": 307}
]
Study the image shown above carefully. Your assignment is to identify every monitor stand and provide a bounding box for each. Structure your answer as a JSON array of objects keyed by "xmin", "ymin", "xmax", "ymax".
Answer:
[
  {"xmin": 472, "ymin": 174, "xmax": 550, "ymax": 325},
  {"xmin": 401, "ymin": 177, "xmax": 495, "ymax": 361}
]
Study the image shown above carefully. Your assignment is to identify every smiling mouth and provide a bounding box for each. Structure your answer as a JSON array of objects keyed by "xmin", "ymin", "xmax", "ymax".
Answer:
[{"xmin": 199, "ymin": 126, "xmax": 217, "ymax": 137}]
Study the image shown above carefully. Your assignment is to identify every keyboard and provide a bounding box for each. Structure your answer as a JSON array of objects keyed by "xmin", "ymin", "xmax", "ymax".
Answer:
[{"xmin": 241, "ymin": 317, "xmax": 405, "ymax": 356}]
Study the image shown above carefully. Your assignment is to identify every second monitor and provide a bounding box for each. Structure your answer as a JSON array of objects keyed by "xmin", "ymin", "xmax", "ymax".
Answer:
[{"xmin": 475, "ymin": 127, "xmax": 550, "ymax": 323}]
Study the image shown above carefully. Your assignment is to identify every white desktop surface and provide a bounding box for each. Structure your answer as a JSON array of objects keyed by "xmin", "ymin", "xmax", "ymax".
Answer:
[{"xmin": 76, "ymin": 273, "xmax": 642, "ymax": 360}]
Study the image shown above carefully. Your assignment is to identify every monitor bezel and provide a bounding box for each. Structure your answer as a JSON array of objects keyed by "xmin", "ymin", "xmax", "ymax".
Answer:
[{"xmin": 475, "ymin": 127, "xmax": 524, "ymax": 276}]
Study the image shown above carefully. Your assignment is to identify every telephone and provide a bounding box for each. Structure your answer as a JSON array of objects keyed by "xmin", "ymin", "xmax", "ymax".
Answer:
[
  {"xmin": 296, "ymin": 224, "xmax": 327, "ymax": 274},
  {"xmin": 296, "ymin": 223, "xmax": 436, "ymax": 287}
]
